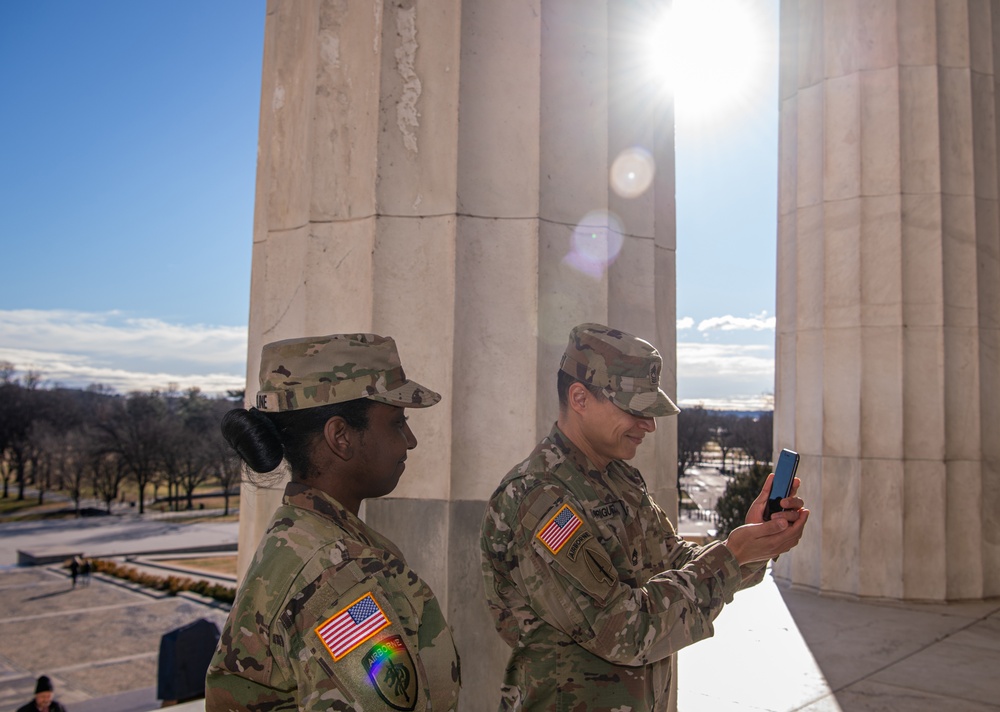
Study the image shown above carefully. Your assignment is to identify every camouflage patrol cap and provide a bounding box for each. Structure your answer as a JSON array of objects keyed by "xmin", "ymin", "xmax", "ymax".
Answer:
[
  {"xmin": 254, "ymin": 333, "xmax": 441, "ymax": 412},
  {"xmin": 560, "ymin": 323, "xmax": 680, "ymax": 417}
]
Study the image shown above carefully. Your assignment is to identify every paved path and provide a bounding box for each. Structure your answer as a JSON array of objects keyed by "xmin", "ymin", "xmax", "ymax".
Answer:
[
  {"xmin": 679, "ymin": 574, "xmax": 1000, "ymax": 711},
  {"xmin": 0, "ymin": 564, "xmax": 231, "ymax": 712},
  {"xmin": 0, "ymin": 513, "xmax": 239, "ymax": 567},
  {"xmin": 0, "ymin": 514, "xmax": 238, "ymax": 712}
]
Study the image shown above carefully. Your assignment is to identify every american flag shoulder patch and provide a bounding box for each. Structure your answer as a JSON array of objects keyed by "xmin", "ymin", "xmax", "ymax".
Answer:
[
  {"xmin": 315, "ymin": 592, "xmax": 391, "ymax": 661},
  {"xmin": 536, "ymin": 503, "xmax": 583, "ymax": 554}
]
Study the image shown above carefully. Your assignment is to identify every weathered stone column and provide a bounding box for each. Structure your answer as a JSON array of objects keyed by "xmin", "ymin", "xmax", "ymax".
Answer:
[
  {"xmin": 774, "ymin": 0, "xmax": 1000, "ymax": 601},
  {"xmin": 238, "ymin": 1, "xmax": 679, "ymax": 707}
]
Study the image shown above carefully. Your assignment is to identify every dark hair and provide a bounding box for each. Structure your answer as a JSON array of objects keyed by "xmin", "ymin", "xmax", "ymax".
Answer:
[
  {"xmin": 556, "ymin": 369, "xmax": 607, "ymax": 411},
  {"xmin": 221, "ymin": 400, "xmax": 374, "ymax": 485}
]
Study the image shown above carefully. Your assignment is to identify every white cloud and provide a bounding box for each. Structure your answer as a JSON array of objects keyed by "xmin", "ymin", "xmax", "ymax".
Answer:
[
  {"xmin": 697, "ymin": 313, "xmax": 776, "ymax": 332},
  {"xmin": 677, "ymin": 341, "xmax": 774, "ymax": 378},
  {"xmin": 0, "ymin": 308, "xmax": 776, "ymax": 405},
  {"xmin": 0, "ymin": 309, "xmax": 246, "ymax": 365},
  {"xmin": 675, "ymin": 341, "xmax": 774, "ymax": 410},
  {"xmin": 0, "ymin": 309, "xmax": 247, "ymax": 394},
  {"xmin": 677, "ymin": 394, "xmax": 774, "ymax": 411}
]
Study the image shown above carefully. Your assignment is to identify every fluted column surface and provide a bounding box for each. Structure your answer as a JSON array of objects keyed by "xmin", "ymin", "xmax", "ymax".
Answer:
[{"xmin": 775, "ymin": 0, "xmax": 999, "ymax": 601}]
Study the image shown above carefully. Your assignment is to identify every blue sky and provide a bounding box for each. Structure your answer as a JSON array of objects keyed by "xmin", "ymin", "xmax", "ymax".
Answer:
[{"xmin": 0, "ymin": 0, "xmax": 778, "ymax": 409}]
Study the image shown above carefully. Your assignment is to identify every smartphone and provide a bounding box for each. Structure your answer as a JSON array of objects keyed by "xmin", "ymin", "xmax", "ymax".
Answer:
[{"xmin": 764, "ymin": 448, "xmax": 800, "ymax": 521}]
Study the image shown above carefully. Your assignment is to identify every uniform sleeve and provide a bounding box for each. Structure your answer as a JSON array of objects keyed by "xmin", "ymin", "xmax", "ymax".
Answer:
[
  {"xmin": 641, "ymin": 488, "xmax": 768, "ymax": 592},
  {"xmin": 501, "ymin": 484, "xmax": 745, "ymax": 667},
  {"xmin": 208, "ymin": 556, "xmax": 454, "ymax": 712}
]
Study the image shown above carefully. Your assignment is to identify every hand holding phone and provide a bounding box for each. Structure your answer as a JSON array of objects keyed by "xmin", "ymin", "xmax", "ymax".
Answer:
[{"xmin": 764, "ymin": 448, "xmax": 799, "ymax": 521}]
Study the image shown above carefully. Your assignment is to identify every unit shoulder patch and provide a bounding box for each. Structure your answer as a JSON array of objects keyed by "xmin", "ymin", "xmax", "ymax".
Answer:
[{"xmin": 362, "ymin": 634, "xmax": 418, "ymax": 711}]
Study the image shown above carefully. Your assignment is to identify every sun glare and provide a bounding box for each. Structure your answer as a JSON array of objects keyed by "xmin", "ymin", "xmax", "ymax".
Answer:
[{"xmin": 647, "ymin": 0, "xmax": 767, "ymax": 126}]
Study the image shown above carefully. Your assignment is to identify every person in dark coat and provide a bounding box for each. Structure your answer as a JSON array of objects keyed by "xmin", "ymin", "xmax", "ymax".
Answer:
[{"xmin": 16, "ymin": 676, "xmax": 67, "ymax": 712}]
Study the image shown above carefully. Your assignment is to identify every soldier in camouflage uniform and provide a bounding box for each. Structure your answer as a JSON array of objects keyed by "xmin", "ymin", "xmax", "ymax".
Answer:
[
  {"xmin": 206, "ymin": 333, "xmax": 460, "ymax": 712},
  {"xmin": 481, "ymin": 323, "xmax": 808, "ymax": 712}
]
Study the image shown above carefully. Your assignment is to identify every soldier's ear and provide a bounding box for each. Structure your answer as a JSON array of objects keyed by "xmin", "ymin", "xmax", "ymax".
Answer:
[
  {"xmin": 567, "ymin": 382, "xmax": 590, "ymax": 414},
  {"xmin": 323, "ymin": 416, "xmax": 355, "ymax": 460}
]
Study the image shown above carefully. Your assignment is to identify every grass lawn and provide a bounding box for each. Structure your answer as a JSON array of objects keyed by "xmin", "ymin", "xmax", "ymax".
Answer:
[
  {"xmin": 159, "ymin": 555, "xmax": 238, "ymax": 576},
  {"xmin": 0, "ymin": 497, "xmax": 45, "ymax": 517}
]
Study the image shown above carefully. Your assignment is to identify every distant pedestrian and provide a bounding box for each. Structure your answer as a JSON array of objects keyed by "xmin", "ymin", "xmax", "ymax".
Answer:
[
  {"xmin": 16, "ymin": 675, "xmax": 67, "ymax": 712},
  {"xmin": 80, "ymin": 558, "xmax": 91, "ymax": 586},
  {"xmin": 68, "ymin": 558, "xmax": 80, "ymax": 588}
]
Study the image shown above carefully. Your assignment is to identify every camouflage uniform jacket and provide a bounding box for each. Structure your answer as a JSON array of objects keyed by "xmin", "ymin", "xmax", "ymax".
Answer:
[
  {"xmin": 481, "ymin": 424, "xmax": 766, "ymax": 712},
  {"xmin": 206, "ymin": 482, "xmax": 460, "ymax": 712}
]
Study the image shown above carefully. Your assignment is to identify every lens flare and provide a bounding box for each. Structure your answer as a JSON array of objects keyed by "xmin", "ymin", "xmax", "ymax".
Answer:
[
  {"xmin": 610, "ymin": 147, "xmax": 655, "ymax": 199},
  {"xmin": 564, "ymin": 211, "xmax": 625, "ymax": 278}
]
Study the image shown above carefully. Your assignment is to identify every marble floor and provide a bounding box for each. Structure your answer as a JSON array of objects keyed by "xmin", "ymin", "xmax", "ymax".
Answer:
[{"xmin": 678, "ymin": 570, "xmax": 1000, "ymax": 711}]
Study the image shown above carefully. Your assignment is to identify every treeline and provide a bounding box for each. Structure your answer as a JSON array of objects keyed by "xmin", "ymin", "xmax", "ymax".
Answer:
[
  {"xmin": 0, "ymin": 362, "xmax": 243, "ymax": 516},
  {"xmin": 677, "ymin": 405, "xmax": 773, "ymax": 477}
]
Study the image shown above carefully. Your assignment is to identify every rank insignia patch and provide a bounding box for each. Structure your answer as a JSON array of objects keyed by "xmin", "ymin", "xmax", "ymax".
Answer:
[
  {"xmin": 316, "ymin": 592, "xmax": 390, "ymax": 660},
  {"xmin": 537, "ymin": 504, "xmax": 583, "ymax": 554},
  {"xmin": 363, "ymin": 635, "xmax": 418, "ymax": 711}
]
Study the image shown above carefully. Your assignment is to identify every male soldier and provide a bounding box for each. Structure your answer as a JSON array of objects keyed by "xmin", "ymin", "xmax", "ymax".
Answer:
[{"xmin": 480, "ymin": 323, "xmax": 808, "ymax": 712}]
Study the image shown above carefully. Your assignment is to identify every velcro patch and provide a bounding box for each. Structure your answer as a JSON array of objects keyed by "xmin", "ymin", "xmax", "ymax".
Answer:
[
  {"xmin": 590, "ymin": 500, "xmax": 626, "ymax": 521},
  {"xmin": 315, "ymin": 592, "xmax": 391, "ymax": 660},
  {"xmin": 536, "ymin": 504, "xmax": 583, "ymax": 554},
  {"xmin": 534, "ymin": 503, "xmax": 619, "ymax": 604},
  {"xmin": 363, "ymin": 634, "xmax": 418, "ymax": 711}
]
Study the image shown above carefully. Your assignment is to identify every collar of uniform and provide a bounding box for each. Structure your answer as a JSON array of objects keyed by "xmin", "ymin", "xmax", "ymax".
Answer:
[
  {"xmin": 282, "ymin": 481, "xmax": 406, "ymax": 560},
  {"xmin": 546, "ymin": 422, "xmax": 606, "ymax": 476},
  {"xmin": 283, "ymin": 481, "xmax": 355, "ymax": 522}
]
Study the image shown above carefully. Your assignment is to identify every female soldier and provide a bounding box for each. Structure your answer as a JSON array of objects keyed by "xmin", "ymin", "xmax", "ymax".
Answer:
[{"xmin": 205, "ymin": 333, "xmax": 459, "ymax": 712}]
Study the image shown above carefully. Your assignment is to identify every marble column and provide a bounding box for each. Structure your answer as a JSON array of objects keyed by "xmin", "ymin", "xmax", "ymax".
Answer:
[
  {"xmin": 238, "ymin": 1, "xmax": 679, "ymax": 708},
  {"xmin": 774, "ymin": 0, "xmax": 1000, "ymax": 601}
]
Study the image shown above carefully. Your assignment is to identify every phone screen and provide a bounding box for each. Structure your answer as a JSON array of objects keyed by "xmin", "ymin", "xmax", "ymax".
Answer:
[{"xmin": 765, "ymin": 449, "xmax": 799, "ymax": 520}]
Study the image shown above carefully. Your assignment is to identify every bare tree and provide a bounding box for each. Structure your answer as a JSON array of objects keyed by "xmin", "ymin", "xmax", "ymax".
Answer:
[
  {"xmin": 160, "ymin": 420, "xmax": 213, "ymax": 510},
  {"xmin": 213, "ymin": 446, "xmax": 242, "ymax": 516},
  {"xmin": 677, "ymin": 405, "xmax": 712, "ymax": 479},
  {"xmin": 0, "ymin": 380, "xmax": 35, "ymax": 500},
  {"xmin": 97, "ymin": 392, "xmax": 168, "ymax": 515},
  {"xmin": 27, "ymin": 420, "xmax": 58, "ymax": 505},
  {"xmin": 174, "ymin": 389, "xmax": 220, "ymax": 510},
  {"xmin": 90, "ymin": 451, "xmax": 128, "ymax": 513},
  {"xmin": 207, "ymin": 398, "xmax": 242, "ymax": 516},
  {"xmin": 55, "ymin": 428, "xmax": 97, "ymax": 514},
  {"xmin": 732, "ymin": 411, "xmax": 773, "ymax": 467},
  {"xmin": 709, "ymin": 417, "xmax": 739, "ymax": 474}
]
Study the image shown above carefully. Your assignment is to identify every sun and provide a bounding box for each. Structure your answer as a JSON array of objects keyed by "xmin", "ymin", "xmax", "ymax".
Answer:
[{"xmin": 646, "ymin": 0, "xmax": 769, "ymax": 128}]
